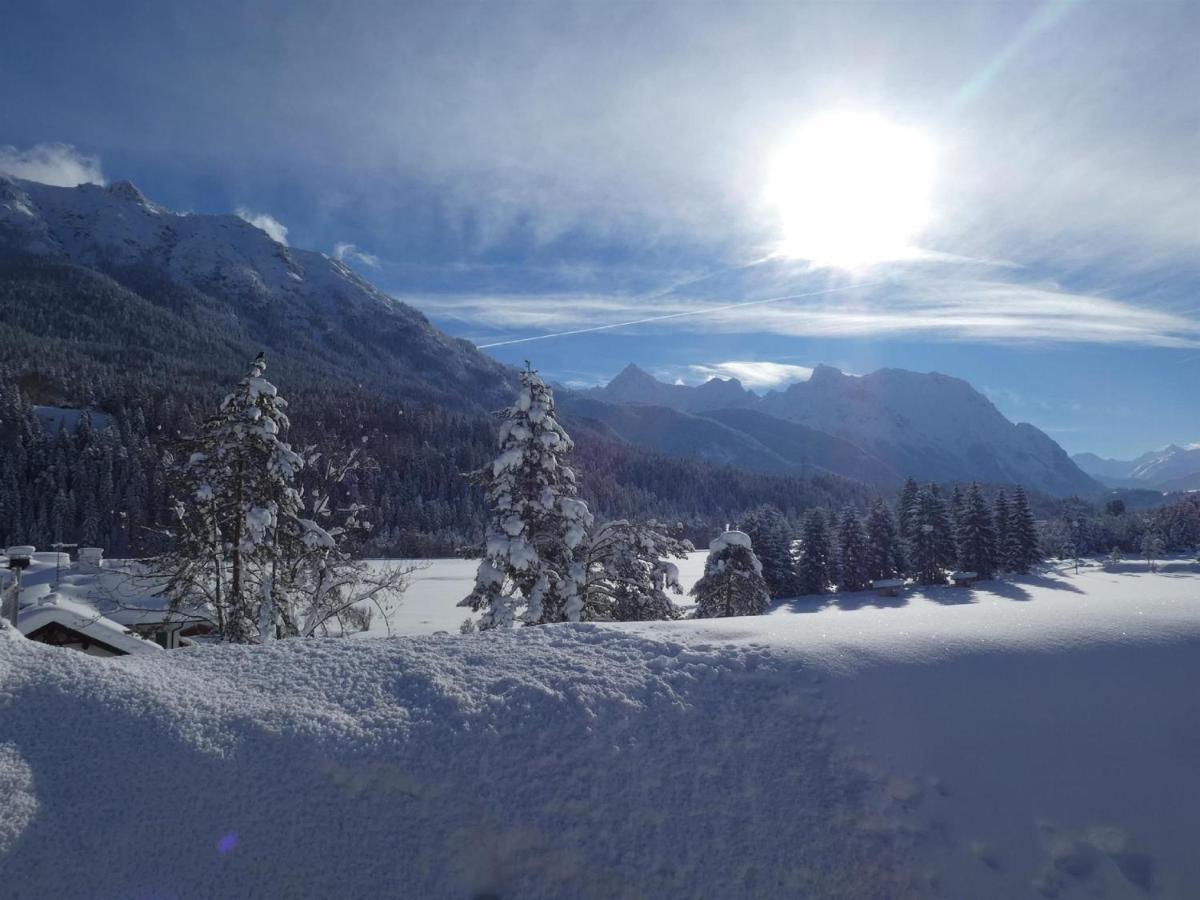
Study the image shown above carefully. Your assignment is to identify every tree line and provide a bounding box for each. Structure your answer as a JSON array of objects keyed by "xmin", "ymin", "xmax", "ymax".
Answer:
[{"xmin": 459, "ymin": 371, "xmax": 1050, "ymax": 630}]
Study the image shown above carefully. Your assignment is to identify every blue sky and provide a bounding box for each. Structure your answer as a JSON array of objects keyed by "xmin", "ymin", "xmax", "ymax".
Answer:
[{"xmin": 2, "ymin": 0, "xmax": 1197, "ymax": 458}]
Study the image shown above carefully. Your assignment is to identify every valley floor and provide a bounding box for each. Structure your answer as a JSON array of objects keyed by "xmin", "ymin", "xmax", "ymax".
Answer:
[{"xmin": 2, "ymin": 560, "xmax": 1198, "ymax": 898}]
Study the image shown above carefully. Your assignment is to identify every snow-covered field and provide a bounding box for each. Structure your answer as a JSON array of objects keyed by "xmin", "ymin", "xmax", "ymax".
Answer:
[
  {"xmin": 363, "ymin": 553, "xmax": 710, "ymax": 635},
  {"xmin": 2, "ymin": 559, "xmax": 1199, "ymax": 898}
]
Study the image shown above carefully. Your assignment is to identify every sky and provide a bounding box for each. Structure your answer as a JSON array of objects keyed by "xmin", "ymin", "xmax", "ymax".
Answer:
[{"xmin": 1, "ymin": 0, "xmax": 1197, "ymax": 458}]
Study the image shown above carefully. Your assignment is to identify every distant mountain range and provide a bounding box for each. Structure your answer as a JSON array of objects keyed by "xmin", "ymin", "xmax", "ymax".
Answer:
[
  {"xmin": 1074, "ymin": 445, "xmax": 1200, "ymax": 492},
  {"xmin": 0, "ymin": 173, "xmax": 1099, "ymax": 499},
  {"xmin": 581, "ymin": 363, "xmax": 1098, "ymax": 496}
]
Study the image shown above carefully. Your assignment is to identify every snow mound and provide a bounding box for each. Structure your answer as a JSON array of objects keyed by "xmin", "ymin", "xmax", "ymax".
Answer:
[
  {"xmin": 4, "ymin": 562, "xmax": 1200, "ymax": 898},
  {"xmin": 709, "ymin": 529, "xmax": 752, "ymax": 552},
  {"xmin": 0, "ymin": 626, "xmax": 921, "ymax": 899}
]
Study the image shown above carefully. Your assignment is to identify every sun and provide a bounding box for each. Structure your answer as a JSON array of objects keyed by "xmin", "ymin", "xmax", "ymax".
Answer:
[{"xmin": 764, "ymin": 112, "xmax": 937, "ymax": 268}]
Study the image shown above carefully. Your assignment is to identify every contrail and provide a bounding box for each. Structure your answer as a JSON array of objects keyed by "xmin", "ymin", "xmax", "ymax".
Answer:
[{"xmin": 477, "ymin": 281, "xmax": 885, "ymax": 349}]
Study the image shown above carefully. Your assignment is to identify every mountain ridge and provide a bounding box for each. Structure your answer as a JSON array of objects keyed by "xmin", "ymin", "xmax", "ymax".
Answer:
[
  {"xmin": 587, "ymin": 362, "xmax": 1098, "ymax": 496},
  {"xmin": 1073, "ymin": 444, "xmax": 1200, "ymax": 490},
  {"xmin": 2, "ymin": 174, "xmax": 1096, "ymax": 497}
]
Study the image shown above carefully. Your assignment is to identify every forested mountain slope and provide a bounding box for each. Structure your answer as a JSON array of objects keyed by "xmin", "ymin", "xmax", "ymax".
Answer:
[{"xmin": 0, "ymin": 176, "xmax": 875, "ymax": 556}]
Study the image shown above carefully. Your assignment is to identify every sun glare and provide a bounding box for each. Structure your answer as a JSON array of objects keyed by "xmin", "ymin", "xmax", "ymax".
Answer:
[{"xmin": 765, "ymin": 112, "xmax": 937, "ymax": 268}]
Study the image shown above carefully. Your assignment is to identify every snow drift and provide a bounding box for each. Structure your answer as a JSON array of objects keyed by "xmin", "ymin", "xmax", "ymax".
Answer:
[{"xmin": 3, "ymin": 562, "xmax": 1200, "ymax": 898}]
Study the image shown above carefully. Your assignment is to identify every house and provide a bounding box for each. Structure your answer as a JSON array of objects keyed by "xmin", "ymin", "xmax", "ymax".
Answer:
[
  {"xmin": 950, "ymin": 571, "xmax": 979, "ymax": 588},
  {"xmin": 18, "ymin": 596, "xmax": 161, "ymax": 656},
  {"xmin": 4, "ymin": 545, "xmax": 200, "ymax": 653},
  {"xmin": 872, "ymin": 578, "xmax": 906, "ymax": 597}
]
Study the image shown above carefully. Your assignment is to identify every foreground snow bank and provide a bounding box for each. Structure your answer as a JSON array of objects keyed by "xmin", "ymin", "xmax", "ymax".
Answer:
[
  {"xmin": 4, "ymin": 562, "xmax": 1200, "ymax": 898},
  {"xmin": 0, "ymin": 624, "xmax": 918, "ymax": 899}
]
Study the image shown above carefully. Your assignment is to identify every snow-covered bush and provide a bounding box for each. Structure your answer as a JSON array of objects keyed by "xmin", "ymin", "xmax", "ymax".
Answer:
[
  {"xmin": 691, "ymin": 530, "xmax": 770, "ymax": 618},
  {"xmin": 576, "ymin": 519, "xmax": 692, "ymax": 621}
]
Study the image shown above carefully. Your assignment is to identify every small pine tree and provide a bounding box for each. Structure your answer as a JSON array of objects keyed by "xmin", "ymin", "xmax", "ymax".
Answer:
[
  {"xmin": 993, "ymin": 491, "xmax": 1011, "ymax": 571},
  {"xmin": 957, "ymin": 483, "xmax": 997, "ymax": 579},
  {"xmin": 1105, "ymin": 545, "xmax": 1123, "ymax": 569},
  {"xmin": 797, "ymin": 509, "xmax": 835, "ymax": 594},
  {"xmin": 737, "ymin": 505, "xmax": 798, "ymax": 598},
  {"xmin": 1006, "ymin": 487, "xmax": 1040, "ymax": 574},
  {"xmin": 865, "ymin": 498, "xmax": 904, "ymax": 582},
  {"xmin": 1060, "ymin": 540, "xmax": 1078, "ymax": 572},
  {"xmin": 1141, "ymin": 528, "xmax": 1164, "ymax": 572},
  {"xmin": 691, "ymin": 531, "xmax": 770, "ymax": 618},
  {"xmin": 836, "ymin": 509, "xmax": 871, "ymax": 592},
  {"xmin": 460, "ymin": 364, "xmax": 593, "ymax": 629}
]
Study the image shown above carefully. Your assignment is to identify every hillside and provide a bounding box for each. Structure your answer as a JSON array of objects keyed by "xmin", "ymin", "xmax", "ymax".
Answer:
[
  {"xmin": 0, "ymin": 175, "xmax": 513, "ymax": 409},
  {"xmin": 0, "ymin": 176, "xmax": 881, "ymax": 555}
]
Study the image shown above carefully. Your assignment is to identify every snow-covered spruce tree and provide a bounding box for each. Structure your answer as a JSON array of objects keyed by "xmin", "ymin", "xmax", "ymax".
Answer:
[
  {"xmin": 865, "ymin": 498, "xmax": 904, "ymax": 582},
  {"xmin": 1005, "ymin": 486, "xmax": 1040, "ymax": 574},
  {"xmin": 797, "ymin": 508, "xmax": 835, "ymax": 594},
  {"xmin": 460, "ymin": 364, "xmax": 592, "ymax": 629},
  {"xmin": 908, "ymin": 485, "xmax": 955, "ymax": 585},
  {"xmin": 576, "ymin": 520, "xmax": 692, "ymax": 621},
  {"xmin": 836, "ymin": 509, "xmax": 871, "ymax": 592},
  {"xmin": 155, "ymin": 355, "xmax": 408, "ymax": 641},
  {"xmin": 737, "ymin": 505, "xmax": 798, "ymax": 598},
  {"xmin": 897, "ymin": 477, "xmax": 921, "ymax": 546},
  {"xmin": 691, "ymin": 531, "xmax": 770, "ymax": 618},
  {"xmin": 950, "ymin": 484, "xmax": 966, "ymax": 555},
  {"xmin": 993, "ymin": 490, "xmax": 1011, "ymax": 572},
  {"xmin": 956, "ymin": 482, "xmax": 997, "ymax": 579},
  {"xmin": 155, "ymin": 354, "xmax": 304, "ymax": 641}
]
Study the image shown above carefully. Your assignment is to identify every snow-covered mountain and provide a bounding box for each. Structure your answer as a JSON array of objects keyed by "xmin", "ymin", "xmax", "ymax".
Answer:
[
  {"xmin": 0, "ymin": 174, "xmax": 513, "ymax": 407},
  {"xmin": 587, "ymin": 363, "xmax": 1098, "ymax": 496},
  {"xmin": 0, "ymin": 173, "xmax": 1095, "ymax": 496},
  {"xmin": 591, "ymin": 363, "xmax": 759, "ymax": 412},
  {"xmin": 560, "ymin": 393, "xmax": 901, "ymax": 487},
  {"xmin": 1074, "ymin": 444, "xmax": 1200, "ymax": 490}
]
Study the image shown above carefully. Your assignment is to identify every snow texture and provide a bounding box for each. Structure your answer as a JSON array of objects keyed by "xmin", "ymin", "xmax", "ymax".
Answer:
[{"xmin": 3, "ymin": 559, "xmax": 1200, "ymax": 898}]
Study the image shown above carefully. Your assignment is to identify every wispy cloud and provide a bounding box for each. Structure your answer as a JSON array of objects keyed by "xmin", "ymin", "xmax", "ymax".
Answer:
[
  {"xmin": 236, "ymin": 207, "xmax": 289, "ymax": 245},
  {"xmin": 0, "ymin": 143, "xmax": 105, "ymax": 186},
  {"xmin": 332, "ymin": 241, "xmax": 380, "ymax": 269},
  {"xmin": 410, "ymin": 275, "xmax": 1200, "ymax": 350},
  {"xmin": 687, "ymin": 361, "xmax": 814, "ymax": 389}
]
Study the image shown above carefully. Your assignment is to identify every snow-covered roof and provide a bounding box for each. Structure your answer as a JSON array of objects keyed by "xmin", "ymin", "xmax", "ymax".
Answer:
[
  {"xmin": 11, "ymin": 551, "xmax": 181, "ymax": 628},
  {"xmin": 18, "ymin": 596, "xmax": 161, "ymax": 655},
  {"xmin": 872, "ymin": 578, "xmax": 906, "ymax": 589},
  {"xmin": 949, "ymin": 571, "xmax": 979, "ymax": 580}
]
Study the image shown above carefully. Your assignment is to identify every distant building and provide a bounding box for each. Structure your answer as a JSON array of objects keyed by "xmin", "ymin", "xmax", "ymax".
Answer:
[
  {"xmin": 3, "ymin": 545, "xmax": 201, "ymax": 654},
  {"xmin": 18, "ymin": 596, "xmax": 161, "ymax": 656}
]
